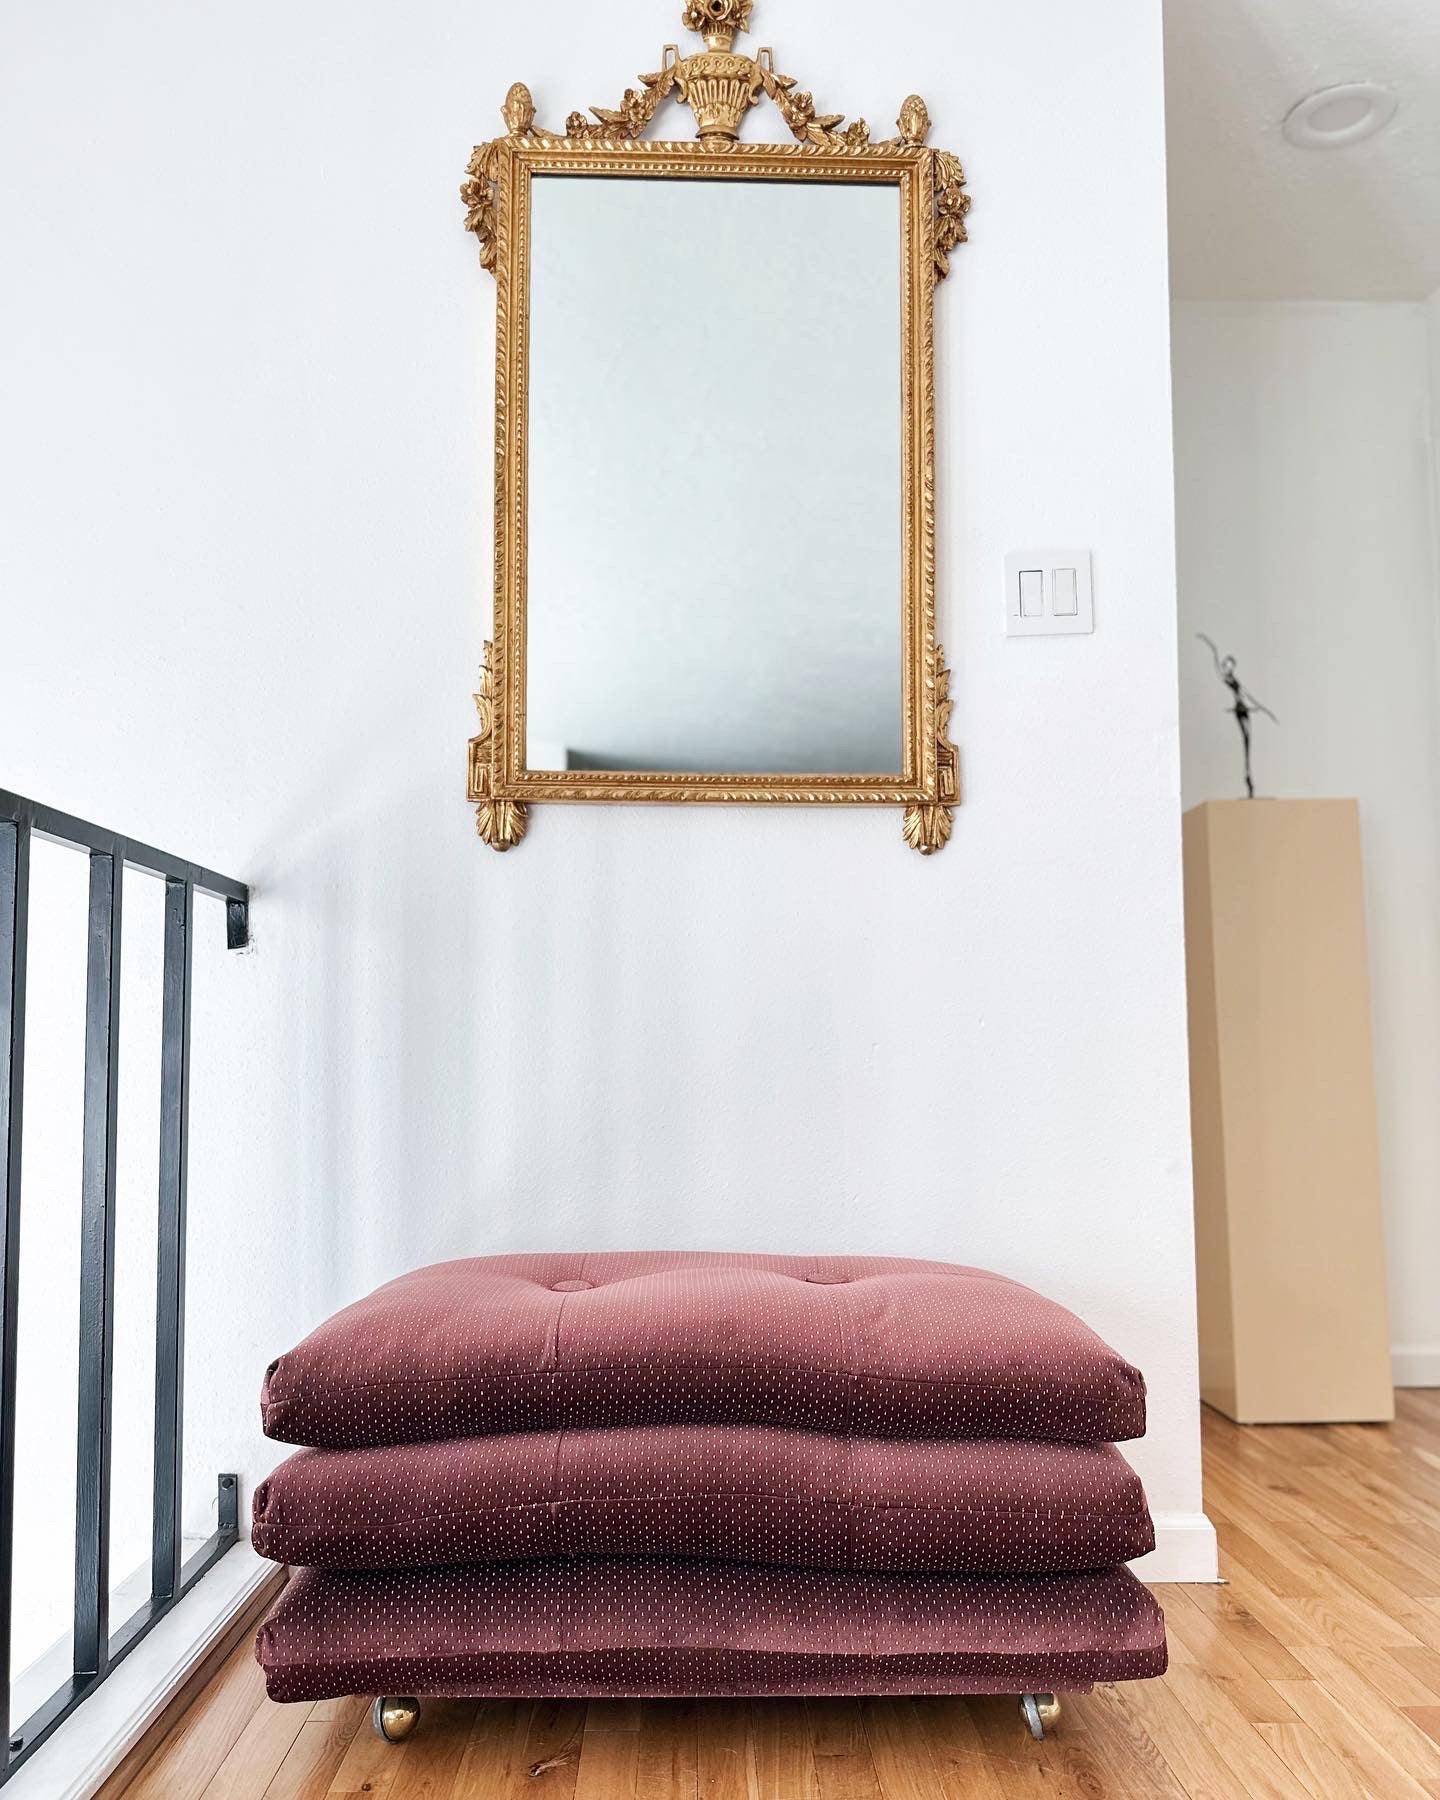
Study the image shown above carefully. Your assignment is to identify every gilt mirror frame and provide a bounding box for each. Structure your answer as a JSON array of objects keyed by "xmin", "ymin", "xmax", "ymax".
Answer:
[{"xmin": 461, "ymin": 0, "xmax": 970, "ymax": 855}]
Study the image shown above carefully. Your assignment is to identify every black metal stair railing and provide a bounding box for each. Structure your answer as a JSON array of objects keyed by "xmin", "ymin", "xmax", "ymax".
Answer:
[{"xmin": 0, "ymin": 789, "xmax": 250, "ymax": 1787}]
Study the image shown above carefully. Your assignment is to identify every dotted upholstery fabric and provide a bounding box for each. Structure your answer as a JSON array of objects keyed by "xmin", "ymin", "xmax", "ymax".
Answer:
[
  {"xmin": 254, "ymin": 1252, "xmax": 1165, "ymax": 1703},
  {"xmin": 261, "ymin": 1252, "xmax": 1146, "ymax": 1449},
  {"xmin": 256, "ymin": 1560, "xmax": 1168, "ymax": 1703},
  {"xmin": 252, "ymin": 1426, "xmax": 1154, "ymax": 1574}
]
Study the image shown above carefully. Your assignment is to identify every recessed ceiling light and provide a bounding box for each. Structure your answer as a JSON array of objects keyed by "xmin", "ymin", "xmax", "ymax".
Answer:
[{"xmin": 1282, "ymin": 82, "xmax": 1398, "ymax": 149}]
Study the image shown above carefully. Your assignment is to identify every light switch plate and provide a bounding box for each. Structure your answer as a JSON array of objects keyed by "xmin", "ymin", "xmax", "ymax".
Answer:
[{"xmin": 1005, "ymin": 550, "xmax": 1095, "ymax": 636}]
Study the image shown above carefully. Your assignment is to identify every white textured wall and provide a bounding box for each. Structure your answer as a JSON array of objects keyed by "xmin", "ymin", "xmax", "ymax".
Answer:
[
  {"xmin": 0, "ymin": 0, "xmax": 1211, "ymax": 1633},
  {"xmin": 1431, "ymin": 292, "xmax": 1440, "ymax": 690},
  {"xmin": 1173, "ymin": 300, "xmax": 1440, "ymax": 1387},
  {"xmin": 1431, "ymin": 290, "xmax": 1440, "ymax": 425}
]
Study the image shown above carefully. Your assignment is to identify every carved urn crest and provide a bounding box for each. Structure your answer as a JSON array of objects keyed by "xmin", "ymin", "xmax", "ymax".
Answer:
[{"xmin": 674, "ymin": 0, "xmax": 762, "ymax": 140}]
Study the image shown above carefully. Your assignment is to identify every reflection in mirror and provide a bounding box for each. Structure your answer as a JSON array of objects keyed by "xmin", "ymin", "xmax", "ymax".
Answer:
[{"xmin": 525, "ymin": 176, "xmax": 903, "ymax": 776}]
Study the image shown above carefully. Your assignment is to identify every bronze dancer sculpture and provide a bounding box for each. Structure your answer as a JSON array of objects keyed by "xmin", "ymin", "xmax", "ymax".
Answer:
[{"xmin": 1198, "ymin": 635, "xmax": 1277, "ymax": 800}]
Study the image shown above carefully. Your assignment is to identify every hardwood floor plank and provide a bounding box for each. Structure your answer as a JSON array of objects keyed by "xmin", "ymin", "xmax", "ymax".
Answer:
[
  {"xmin": 449, "ymin": 1699, "xmax": 532, "ymax": 1796},
  {"xmin": 1161, "ymin": 1586, "xmax": 1299, "ymax": 1724},
  {"xmin": 1114, "ymin": 1668, "xmax": 1267, "ymax": 1796},
  {"xmin": 1210, "ymin": 1509, "xmax": 1327, "ymax": 1599},
  {"xmin": 1253, "ymin": 1721, "xmax": 1370, "ymax": 1800},
  {"xmin": 1217, "ymin": 1486, "xmax": 1426, "ymax": 1625},
  {"xmin": 588, "ymin": 1699, "xmax": 644, "ymax": 1734},
  {"xmin": 857, "ymin": 1698, "xmax": 947, "ymax": 1800},
  {"xmin": 127, "ymin": 1638, "xmax": 273, "ymax": 1800},
  {"xmin": 572, "ymin": 1720, "xmax": 640, "ymax": 1792},
  {"xmin": 1298, "ymin": 1637, "xmax": 1440, "ymax": 1712},
  {"xmin": 633, "ymin": 1701, "xmax": 700, "ymax": 1800},
  {"xmin": 1182, "ymin": 1579, "xmax": 1312, "ymax": 1681},
  {"xmin": 1287, "ymin": 1645, "xmax": 1440, "ymax": 1783},
  {"xmin": 1047, "ymin": 1734, "xmax": 1140, "ymax": 1800},
  {"xmin": 961, "ymin": 1697, "xmax": 1051, "ymax": 1797},
  {"xmin": 1289, "ymin": 1454, "xmax": 1421, "ymax": 1533},
  {"xmin": 1203, "ymin": 1447, "xmax": 1330, "ymax": 1538},
  {"xmin": 1328, "ymin": 1528, "xmax": 1440, "ymax": 1601},
  {"xmin": 515, "ymin": 1699, "xmax": 586, "ymax": 1795},
  {"xmin": 808, "ymin": 1699, "xmax": 883, "ymax": 1800},
  {"xmin": 1223, "ymin": 1538, "xmax": 1429, "ymax": 1660},
  {"xmin": 1066, "ymin": 1687, "xmax": 1191, "ymax": 1800},
  {"xmin": 693, "ymin": 1701, "xmax": 754, "ymax": 1800},
  {"xmin": 260, "ymin": 1701, "xmax": 369, "ymax": 1800},
  {"xmin": 573, "ymin": 1717, "xmax": 642, "ymax": 1800},
  {"xmin": 749, "ymin": 1699, "xmax": 817, "ymax": 1800},
  {"xmin": 1406, "ymin": 1708, "xmax": 1440, "ymax": 1751},
  {"xmin": 384, "ymin": 1700, "xmax": 477, "ymax": 1798},
  {"xmin": 1303, "ymin": 1534, "xmax": 1440, "ymax": 1648},
  {"xmin": 907, "ymin": 1698, "xmax": 1009, "ymax": 1800},
  {"xmin": 323, "ymin": 1711, "xmax": 413, "ymax": 1799},
  {"xmin": 201, "ymin": 1695, "xmax": 309, "ymax": 1799},
  {"xmin": 971, "ymin": 1693, "xmax": 1124, "ymax": 1800},
  {"xmin": 805, "ymin": 1700, "xmax": 863, "ymax": 1759},
  {"xmin": 1291, "ymin": 1579, "xmax": 1431, "ymax": 1656},
  {"xmin": 1158, "ymin": 1661, "xmax": 1307, "ymax": 1799},
  {"xmin": 1272, "ymin": 1678, "xmax": 1437, "ymax": 1800},
  {"xmin": 1314, "ymin": 1449, "xmax": 1440, "ymax": 1537},
  {"xmin": 1393, "ymin": 1648, "xmax": 1440, "ymax": 1703},
  {"xmin": 1355, "ymin": 1521, "xmax": 1440, "ymax": 1595}
]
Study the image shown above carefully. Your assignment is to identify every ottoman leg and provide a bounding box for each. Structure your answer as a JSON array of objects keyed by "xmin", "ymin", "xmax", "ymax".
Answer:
[
  {"xmin": 372, "ymin": 1696, "xmax": 422, "ymax": 1743},
  {"xmin": 1020, "ymin": 1693, "xmax": 1062, "ymax": 1740}
]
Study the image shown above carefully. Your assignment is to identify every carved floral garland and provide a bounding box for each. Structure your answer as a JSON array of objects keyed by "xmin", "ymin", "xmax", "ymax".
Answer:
[{"xmin": 460, "ymin": 57, "xmax": 971, "ymax": 283}]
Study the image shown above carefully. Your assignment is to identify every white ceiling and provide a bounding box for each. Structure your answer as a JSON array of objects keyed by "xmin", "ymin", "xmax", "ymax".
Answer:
[{"xmin": 1165, "ymin": 0, "xmax": 1440, "ymax": 300}]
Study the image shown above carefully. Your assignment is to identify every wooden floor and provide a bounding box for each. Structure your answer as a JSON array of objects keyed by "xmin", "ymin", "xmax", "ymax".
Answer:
[{"xmin": 108, "ymin": 1394, "xmax": 1440, "ymax": 1798}]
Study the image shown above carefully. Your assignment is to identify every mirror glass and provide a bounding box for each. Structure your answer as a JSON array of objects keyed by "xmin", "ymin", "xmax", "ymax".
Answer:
[{"xmin": 525, "ymin": 175, "xmax": 904, "ymax": 776}]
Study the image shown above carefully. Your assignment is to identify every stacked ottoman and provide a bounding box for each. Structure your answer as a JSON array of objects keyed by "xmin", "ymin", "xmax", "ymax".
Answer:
[{"xmin": 253, "ymin": 1252, "xmax": 1166, "ymax": 1739}]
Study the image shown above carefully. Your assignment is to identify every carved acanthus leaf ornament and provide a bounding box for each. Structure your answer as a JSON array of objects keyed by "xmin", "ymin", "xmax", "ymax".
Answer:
[
  {"xmin": 461, "ymin": 6, "xmax": 970, "ymax": 282},
  {"xmin": 468, "ymin": 642, "xmax": 528, "ymax": 850}
]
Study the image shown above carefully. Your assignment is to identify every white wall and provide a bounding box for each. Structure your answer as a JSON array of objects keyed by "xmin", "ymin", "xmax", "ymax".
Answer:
[
  {"xmin": 1431, "ymin": 291, "xmax": 1440, "ymax": 441},
  {"xmin": 1431, "ymin": 292, "xmax": 1440, "ymax": 706},
  {"xmin": 0, "ymin": 0, "xmax": 1213, "ymax": 1617},
  {"xmin": 1173, "ymin": 300, "xmax": 1440, "ymax": 1387}
]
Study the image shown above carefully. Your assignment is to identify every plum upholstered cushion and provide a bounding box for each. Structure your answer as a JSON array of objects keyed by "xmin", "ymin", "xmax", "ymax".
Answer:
[
  {"xmin": 261, "ymin": 1252, "xmax": 1145, "ymax": 1448},
  {"xmin": 252, "ymin": 1426, "xmax": 1153, "ymax": 1574},
  {"xmin": 255, "ymin": 1560, "xmax": 1167, "ymax": 1703}
]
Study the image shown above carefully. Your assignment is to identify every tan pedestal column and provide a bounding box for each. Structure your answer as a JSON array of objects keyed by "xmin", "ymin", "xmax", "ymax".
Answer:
[{"xmin": 1183, "ymin": 799, "xmax": 1394, "ymax": 1424}]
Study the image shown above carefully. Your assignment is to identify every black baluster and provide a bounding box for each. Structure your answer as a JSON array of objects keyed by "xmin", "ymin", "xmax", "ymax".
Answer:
[
  {"xmin": 151, "ymin": 878, "xmax": 193, "ymax": 1605},
  {"xmin": 74, "ymin": 851, "xmax": 124, "ymax": 1678},
  {"xmin": 0, "ymin": 821, "xmax": 31, "ymax": 1767}
]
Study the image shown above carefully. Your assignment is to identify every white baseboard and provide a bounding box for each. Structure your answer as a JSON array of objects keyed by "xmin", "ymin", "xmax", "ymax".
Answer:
[
  {"xmin": 10, "ymin": 1535, "xmax": 216, "ymax": 1734},
  {"xmin": 1393, "ymin": 1347, "xmax": 1440, "ymax": 1389},
  {"xmin": 1131, "ymin": 1511, "xmax": 1220, "ymax": 1584},
  {"xmin": 5, "ymin": 1545, "xmax": 274, "ymax": 1800}
]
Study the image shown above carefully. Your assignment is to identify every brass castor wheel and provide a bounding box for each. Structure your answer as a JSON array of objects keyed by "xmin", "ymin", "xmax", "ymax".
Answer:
[
  {"xmin": 1020, "ymin": 1693, "xmax": 1061, "ymax": 1740},
  {"xmin": 372, "ymin": 1696, "xmax": 422, "ymax": 1743}
]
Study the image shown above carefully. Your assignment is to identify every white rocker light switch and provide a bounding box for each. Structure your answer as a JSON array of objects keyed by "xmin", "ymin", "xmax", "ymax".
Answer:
[{"xmin": 1005, "ymin": 550, "xmax": 1095, "ymax": 637}]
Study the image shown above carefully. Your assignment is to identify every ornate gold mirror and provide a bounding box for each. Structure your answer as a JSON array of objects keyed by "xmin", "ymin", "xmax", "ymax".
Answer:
[{"xmin": 462, "ymin": 1, "xmax": 969, "ymax": 854}]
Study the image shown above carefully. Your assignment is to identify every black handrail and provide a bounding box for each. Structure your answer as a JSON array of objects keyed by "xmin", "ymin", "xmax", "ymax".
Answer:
[{"xmin": 0, "ymin": 790, "xmax": 249, "ymax": 1787}]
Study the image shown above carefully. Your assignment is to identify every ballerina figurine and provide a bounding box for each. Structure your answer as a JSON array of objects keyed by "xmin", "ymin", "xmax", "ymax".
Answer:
[{"xmin": 1198, "ymin": 635, "xmax": 1277, "ymax": 800}]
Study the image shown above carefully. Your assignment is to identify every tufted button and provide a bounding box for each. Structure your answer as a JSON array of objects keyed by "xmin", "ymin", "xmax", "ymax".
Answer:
[
  {"xmin": 551, "ymin": 1279, "xmax": 593, "ymax": 1293},
  {"xmin": 804, "ymin": 1273, "xmax": 850, "ymax": 1285}
]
